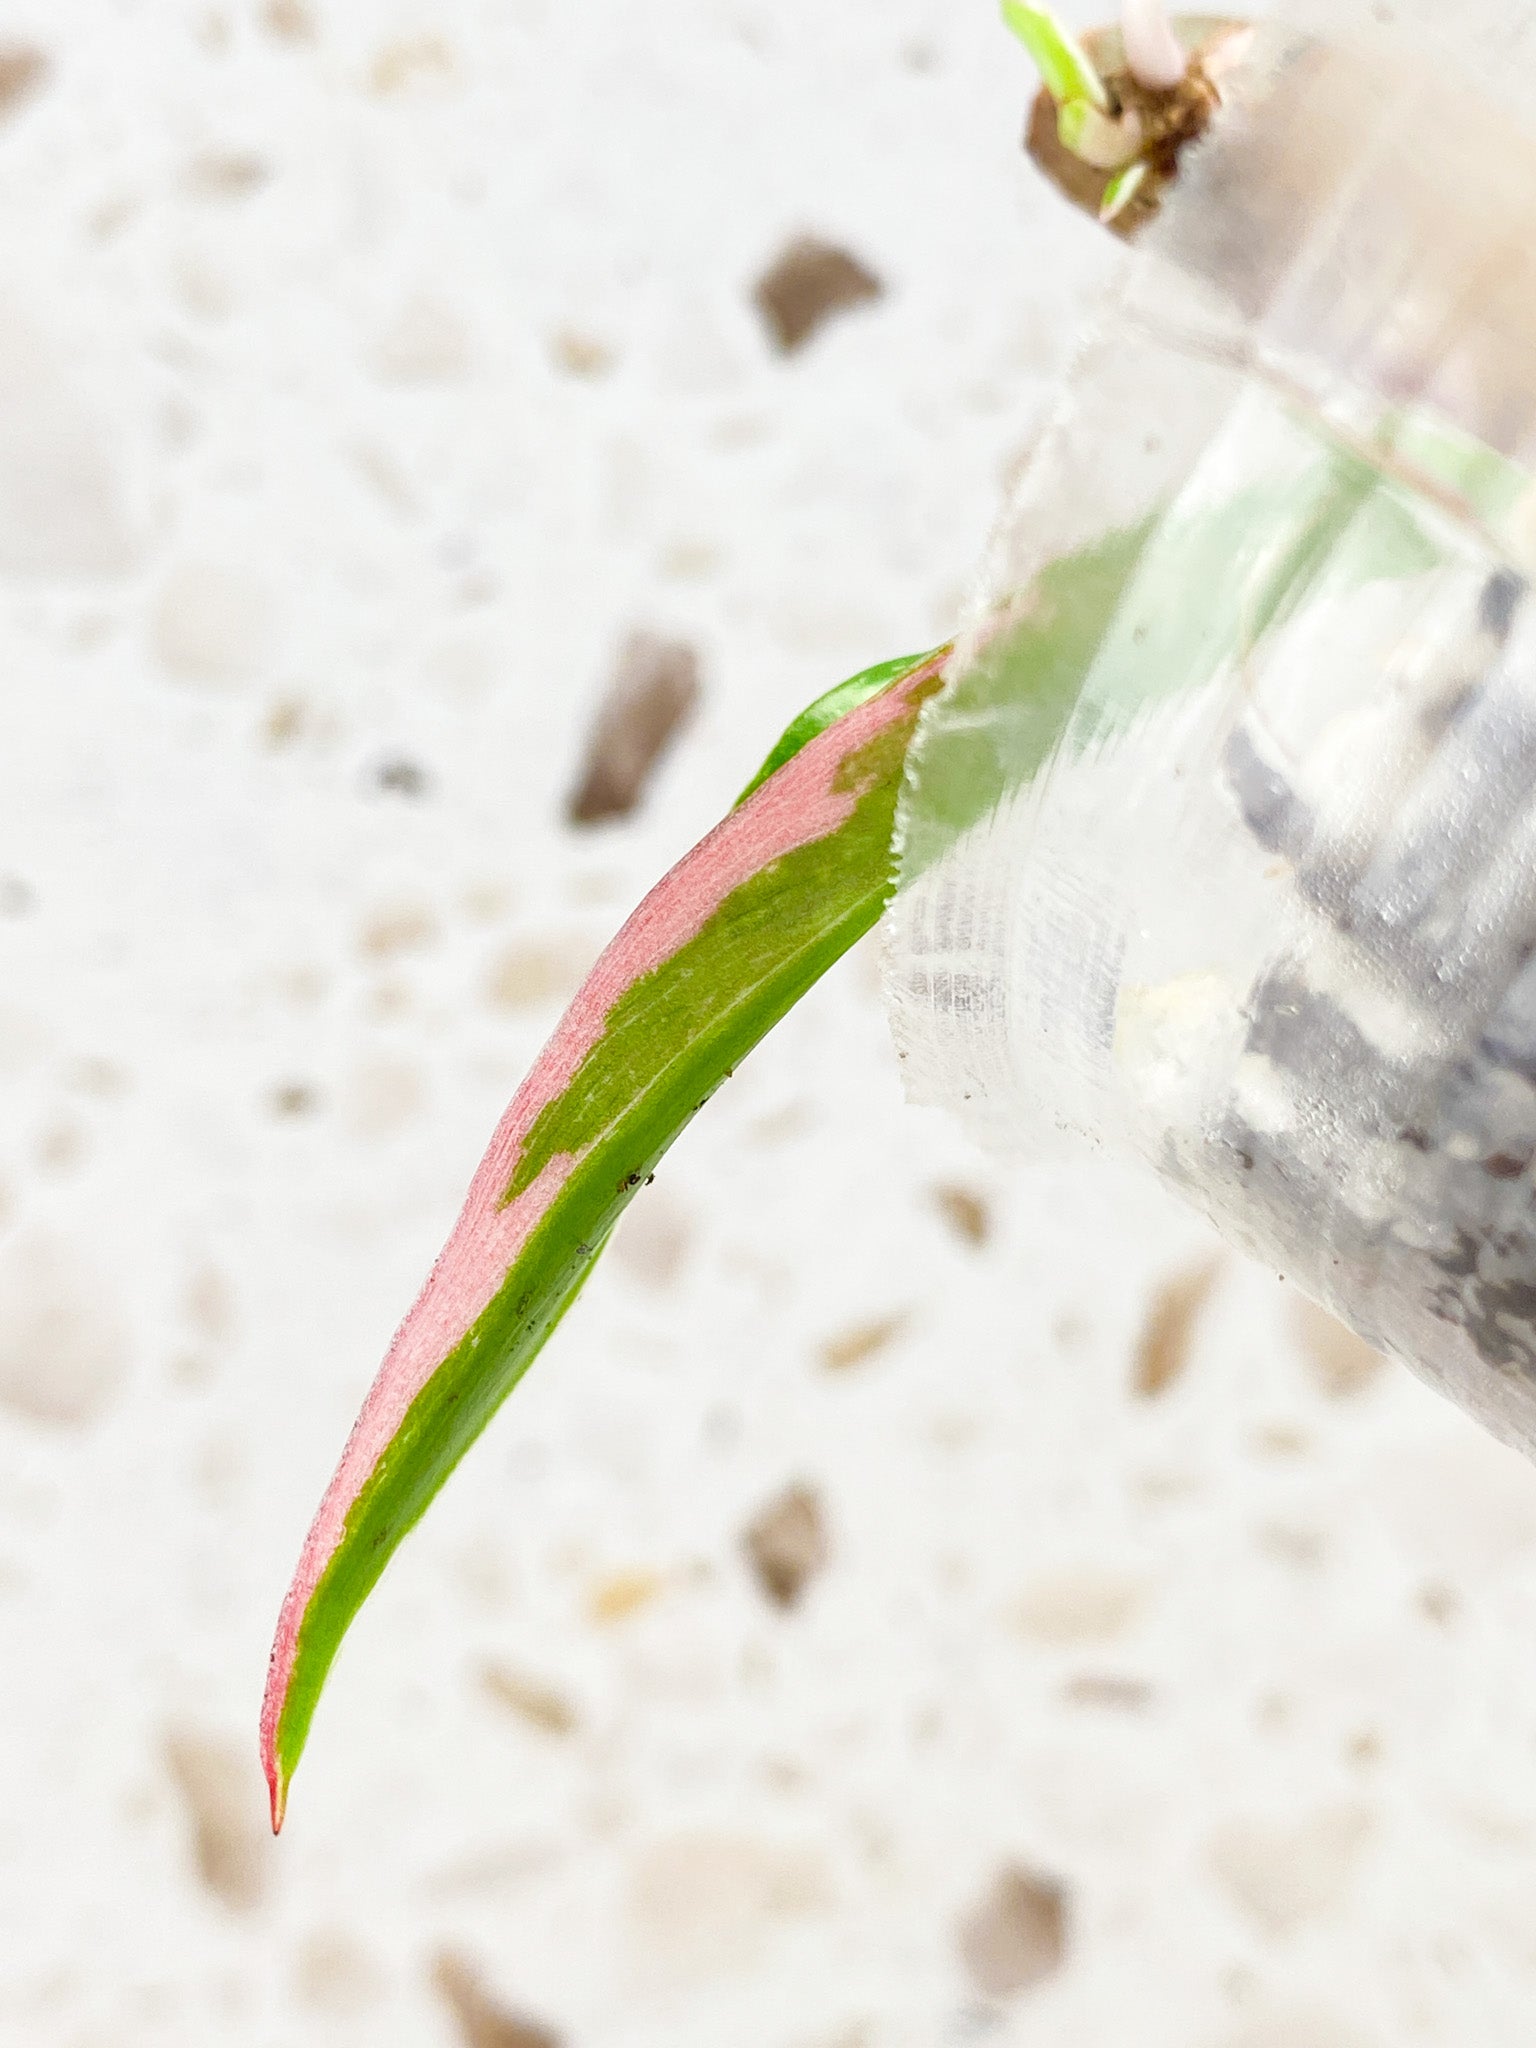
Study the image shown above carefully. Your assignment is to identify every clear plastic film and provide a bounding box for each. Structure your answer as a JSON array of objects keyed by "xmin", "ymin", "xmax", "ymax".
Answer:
[{"xmin": 884, "ymin": 10, "xmax": 1536, "ymax": 1450}]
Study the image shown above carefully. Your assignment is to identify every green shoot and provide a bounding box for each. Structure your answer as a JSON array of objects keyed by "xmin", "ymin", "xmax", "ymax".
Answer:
[
  {"xmin": 1000, "ymin": 0, "xmax": 1111, "ymax": 113},
  {"xmin": 1099, "ymin": 156, "xmax": 1150, "ymax": 222}
]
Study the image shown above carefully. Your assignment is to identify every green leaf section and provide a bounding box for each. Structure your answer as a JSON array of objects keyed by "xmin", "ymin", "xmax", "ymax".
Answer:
[
  {"xmin": 735, "ymin": 648, "xmax": 943, "ymax": 807},
  {"xmin": 901, "ymin": 440, "xmax": 1444, "ymax": 879},
  {"xmin": 270, "ymin": 650, "xmax": 945, "ymax": 1800},
  {"xmin": 898, "ymin": 520, "xmax": 1155, "ymax": 876}
]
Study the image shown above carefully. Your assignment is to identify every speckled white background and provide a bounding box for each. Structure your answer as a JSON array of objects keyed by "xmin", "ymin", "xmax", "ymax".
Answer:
[{"xmin": 6, "ymin": 2, "xmax": 1536, "ymax": 2044}]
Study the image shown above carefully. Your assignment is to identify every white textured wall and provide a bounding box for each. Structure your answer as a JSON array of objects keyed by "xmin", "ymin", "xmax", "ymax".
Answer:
[{"xmin": 4, "ymin": 4, "xmax": 1536, "ymax": 2045}]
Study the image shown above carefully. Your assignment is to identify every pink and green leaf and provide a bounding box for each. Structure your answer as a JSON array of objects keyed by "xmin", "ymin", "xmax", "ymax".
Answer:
[
  {"xmin": 262, "ymin": 491, "xmax": 1421, "ymax": 1827},
  {"xmin": 260, "ymin": 644, "xmax": 948, "ymax": 1827}
]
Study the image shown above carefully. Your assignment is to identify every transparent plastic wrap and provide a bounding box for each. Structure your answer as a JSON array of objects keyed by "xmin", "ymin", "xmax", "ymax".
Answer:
[{"xmin": 885, "ymin": 13, "xmax": 1536, "ymax": 1451}]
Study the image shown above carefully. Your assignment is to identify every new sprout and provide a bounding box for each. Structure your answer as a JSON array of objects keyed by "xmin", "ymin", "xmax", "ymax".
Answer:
[
  {"xmin": 999, "ymin": 0, "xmax": 1112, "ymax": 113},
  {"xmin": 1003, "ymin": 0, "xmax": 1191, "ymax": 110},
  {"xmin": 1099, "ymin": 155, "xmax": 1151, "ymax": 222},
  {"xmin": 1003, "ymin": 2, "xmax": 1191, "ymax": 185}
]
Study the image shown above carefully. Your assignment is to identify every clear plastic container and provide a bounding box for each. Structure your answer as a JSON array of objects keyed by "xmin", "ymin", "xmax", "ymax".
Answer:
[{"xmin": 885, "ymin": 16, "xmax": 1536, "ymax": 1450}]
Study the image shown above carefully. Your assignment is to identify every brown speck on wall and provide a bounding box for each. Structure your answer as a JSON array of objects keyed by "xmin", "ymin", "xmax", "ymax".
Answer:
[
  {"xmin": 587, "ymin": 1567, "xmax": 664, "ymax": 1625},
  {"xmin": 433, "ymin": 1951, "xmax": 563, "ymax": 2048},
  {"xmin": 184, "ymin": 1261, "xmax": 235, "ymax": 1343},
  {"xmin": 483, "ymin": 936, "xmax": 596, "ymax": 1012},
  {"xmin": 358, "ymin": 900, "xmax": 438, "ymax": 961},
  {"xmin": 551, "ymin": 328, "xmax": 615, "ymax": 377},
  {"xmin": 270, "ymin": 1080, "xmax": 318, "ymax": 1118},
  {"xmin": 372, "ymin": 294, "xmax": 471, "ymax": 384},
  {"xmin": 374, "ymin": 756, "xmax": 429, "ymax": 798},
  {"xmin": 1208, "ymin": 1804, "xmax": 1374, "ymax": 1937},
  {"xmin": 0, "ymin": 46, "xmax": 48, "ymax": 119},
  {"xmin": 743, "ymin": 1482, "xmax": 829, "ymax": 1609},
  {"xmin": 262, "ymin": 695, "xmax": 308, "ymax": 747},
  {"xmin": 344, "ymin": 1053, "xmax": 423, "ymax": 1139},
  {"xmin": 957, "ymin": 1863, "xmax": 1070, "ymax": 1999},
  {"xmin": 753, "ymin": 236, "xmax": 884, "ymax": 353},
  {"xmin": 292, "ymin": 1929, "xmax": 381, "ymax": 2014},
  {"xmin": 0, "ymin": 1228, "xmax": 127, "ymax": 1425},
  {"xmin": 262, "ymin": 0, "xmax": 316, "ymax": 41},
  {"xmin": 819, "ymin": 1313, "xmax": 906, "ymax": 1371},
  {"xmin": 1063, "ymin": 1672, "xmax": 1153, "ymax": 1712},
  {"xmin": 1011, "ymin": 1565, "xmax": 1144, "ymax": 1648},
  {"xmin": 370, "ymin": 35, "xmax": 455, "ymax": 96},
  {"xmin": 1290, "ymin": 1295, "xmax": 1390, "ymax": 1398},
  {"xmin": 182, "ymin": 151, "xmax": 271, "ymax": 199},
  {"xmin": 151, "ymin": 561, "xmax": 274, "ymax": 686},
  {"xmin": 264, "ymin": 0, "xmax": 313, "ymax": 38},
  {"xmin": 164, "ymin": 1728, "xmax": 272, "ymax": 1912},
  {"xmin": 568, "ymin": 631, "xmax": 700, "ymax": 825},
  {"xmin": 1131, "ymin": 1255, "xmax": 1222, "ymax": 1398},
  {"xmin": 624, "ymin": 1830, "xmax": 832, "ymax": 1981},
  {"xmin": 1419, "ymin": 1580, "xmax": 1459, "ymax": 1626},
  {"xmin": 932, "ymin": 1184, "xmax": 991, "ymax": 1247},
  {"xmin": 611, "ymin": 1186, "xmax": 691, "ymax": 1288},
  {"xmin": 480, "ymin": 1662, "xmax": 579, "ymax": 1737}
]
